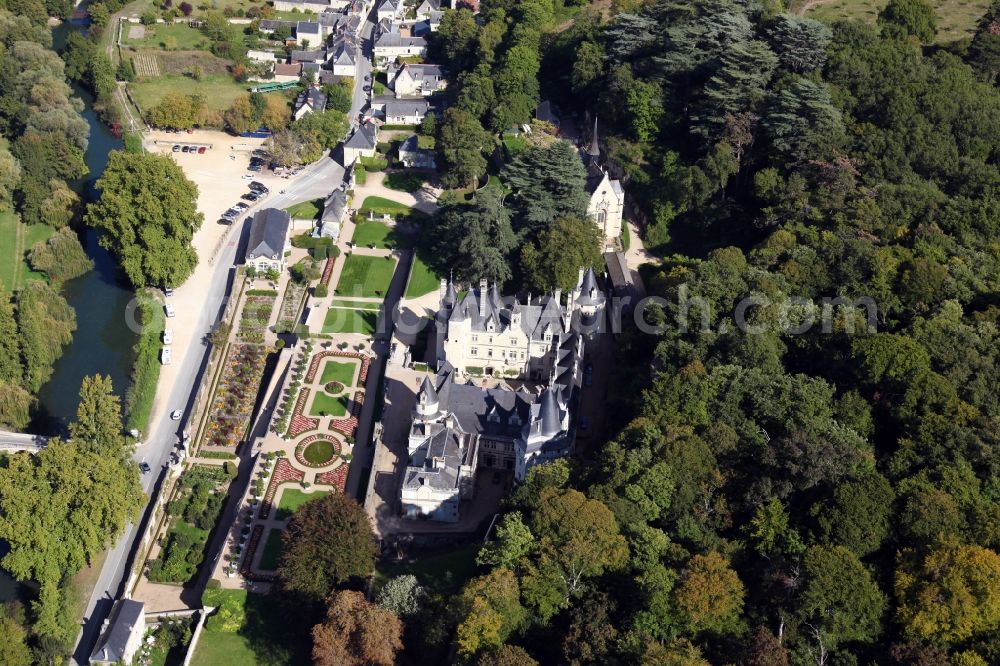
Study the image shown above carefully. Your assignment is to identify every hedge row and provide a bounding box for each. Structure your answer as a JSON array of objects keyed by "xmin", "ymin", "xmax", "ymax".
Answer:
[{"xmin": 124, "ymin": 298, "xmax": 164, "ymax": 434}]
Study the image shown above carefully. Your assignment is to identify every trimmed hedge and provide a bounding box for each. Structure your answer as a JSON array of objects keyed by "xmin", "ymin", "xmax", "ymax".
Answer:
[
  {"xmin": 124, "ymin": 298, "xmax": 164, "ymax": 433},
  {"xmin": 359, "ymin": 155, "xmax": 388, "ymax": 172}
]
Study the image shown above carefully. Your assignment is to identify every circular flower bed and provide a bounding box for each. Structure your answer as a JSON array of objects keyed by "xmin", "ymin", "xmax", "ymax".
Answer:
[
  {"xmin": 295, "ymin": 435, "xmax": 341, "ymax": 468},
  {"xmin": 324, "ymin": 381, "xmax": 345, "ymax": 395}
]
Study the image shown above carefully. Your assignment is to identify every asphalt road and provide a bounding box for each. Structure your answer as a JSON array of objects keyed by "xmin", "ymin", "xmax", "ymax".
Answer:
[{"xmin": 69, "ymin": 155, "xmax": 347, "ymax": 664}]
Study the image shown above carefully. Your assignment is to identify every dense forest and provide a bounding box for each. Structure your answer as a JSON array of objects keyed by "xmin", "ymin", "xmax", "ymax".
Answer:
[{"xmin": 393, "ymin": 0, "xmax": 1000, "ymax": 664}]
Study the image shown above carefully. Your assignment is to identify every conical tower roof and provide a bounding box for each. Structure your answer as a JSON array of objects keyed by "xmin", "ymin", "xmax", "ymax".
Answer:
[
  {"xmin": 539, "ymin": 387, "xmax": 561, "ymax": 437},
  {"xmin": 419, "ymin": 376, "xmax": 438, "ymax": 403}
]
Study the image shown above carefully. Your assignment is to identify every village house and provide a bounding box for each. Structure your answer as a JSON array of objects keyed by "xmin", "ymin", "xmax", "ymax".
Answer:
[
  {"xmin": 89, "ymin": 600, "xmax": 145, "ymax": 666},
  {"xmin": 295, "ymin": 20, "xmax": 324, "ymax": 45},
  {"xmin": 329, "ymin": 40, "xmax": 357, "ymax": 76},
  {"xmin": 376, "ymin": 0, "xmax": 402, "ymax": 20},
  {"xmin": 319, "ymin": 188, "xmax": 348, "ymax": 240},
  {"xmin": 342, "ymin": 122, "xmax": 378, "ymax": 165},
  {"xmin": 274, "ymin": 0, "xmax": 348, "ymax": 11},
  {"xmin": 273, "ymin": 61, "xmax": 303, "ymax": 82},
  {"xmin": 373, "ymin": 30, "xmax": 427, "ymax": 69},
  {"xmin": 414, "ymin": 0, "xmax": 439, "ymax": 20},
  {"xmin": 293, "ymin": 87, "xmax": 328, "ymax": 119},
  {"xmin": 389, "ymin": 63, "xmax": 445, "ymax": 97},
  {"xmin": 244, "ymin": 208, "xmax": 291, "ymax": 273},
  {"xmin": 376, "ymin": 98, "xmax": 430, "ymax": 125},
  {"xmin": 397, "ymin": 134, "xmax": 436, "ymax": 169}
]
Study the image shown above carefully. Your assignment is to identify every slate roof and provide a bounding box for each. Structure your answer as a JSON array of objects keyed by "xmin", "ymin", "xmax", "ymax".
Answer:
[
  {"xmin": 259, "ymin": 19, "xmax": 296, "ymax": 31},
  {"xmin": 576, "ymin": 267, "xmax": 602, "ymax": 306},
  {"xmin": 246, "ymin": 208, "xmax": 290, "ymax": 260},
  {"xmin": 384, "ymin": 98, "xmax": 429, "ymax": 119},
  {"xmin": 403, "ymin": 425, "xmax": 468, "ymax": 491},
  {"xmin": 90, "ymin": 599, "xmax": 143, "ymax": 664},
  {"xmin": 330, "ymin": 41, "xmax": 356, "ymax": 66},
  {"xmin": 344, "ymin": 122, "xmax": 378, "ymax": 150},
  {"xmin": 291, "ymin": 49, "xmax": 327, "ymax": 63},
  {"xmin": 448, "ymin": 286, "xmax": 566, "ymax": 341},
  {"xmin": 375, "ymin": 32, "xmax": 427, "ymax": 49},
  {"xmin": 322, "ymin": 189, "xmax": 347, "ymax": 228},
  {"xmin": 431, "ymin": 366, "xmax": 535, "ymax": 441},
  {"xmin": 296, "ymin": 20, "xmax": 321, "ymax": 36},
  {"xmin": 296, "ymin": 87, "xmax": 328, "ymax": 113}
]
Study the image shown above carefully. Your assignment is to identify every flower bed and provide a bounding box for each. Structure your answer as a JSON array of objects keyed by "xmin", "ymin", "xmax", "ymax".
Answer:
[
  {"xmin": 260, "ymin": 458, "xmax": 304, "ymax": 520},
  {"xmin": 324, "ymin": 380, "xmax": 345, "ymax": 395},
  {"xmin": 295, "ymin": 435, "xmax": 341, "ymax": 468},
  {"xmin": 330, "ymin": 415, "xmax": 358, "ymax": 437},
  {"xmin": 316, "ymin": 464, "xmax": 349, "ymax": 493},
  {"xmin": 286, "ymin": 388, "xmax": 318, "ymax": 437},
  {"xmin": 305, "ymin": 351, "xmax": 371, "ymax": 383},
  {"xmin": 203, "ymin": 344, "xmax": 267, "ymax": 448},
  {"xmin": 320, "ymin": 256, "xmax": 335, "ymax": 287},
  {"xmin": 239, "ymin": 524, "xmax": 264, "ymax": 578}
]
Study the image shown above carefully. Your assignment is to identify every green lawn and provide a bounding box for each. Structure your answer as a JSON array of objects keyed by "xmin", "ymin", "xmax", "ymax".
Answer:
[
  {"xmin": 335, "ymin": 254, "xmax": 396, "ymax": 298},
  {"xmin": 328, "ymin": 298, "xmax": 382, "ymax": 310},
  {"xmin": 130, "ymin": 74, "xmax": 250, "ymax": 113},
  {"xmin": 285, "ymin": 198, "xmax": 324, "ymax": 220},
  {"xmin": 194, "ymin": 590, "xmax": 310, "ymax": 666},
  {"xmin": 302, "ymin": 439, "xmax": 336, "ymax": 465},
  {"xmin": 321, "ymin": 308, "xmax": 378, "ymax": 335},
  {"xmin": 0, "ymin": 210, "xmax": 53, "ymax": 292},
  {"xmin": 124, "ymin": 23, "xmax": 211, "ymax": 50},
  {"xmin": 360, "ymin": 196, "xmax": 411, "ymax": 212},
  {"xmin": 376, "ymin": 543, "xmax": 481, "ymax": 594},
  {"xmin": 351, "ymin": 220, "xmax": 397, "ymax": 248},
  {"xmin": 805, "ymin": 0, "xmax": 988, "ymax": 42},
  {"xmin": 276, "ymin": 488, "xmax": 331, "ymax": 520},
  {"xmin": 384, "ymin": 170, "xmax": 425, "ymax": 192},
  {"xmin": 309, "ymin": 391, "xmax": 349, "ymax": 417},
  {"xmin": 258, "ymin": 528, "xmax": 284, "ymax": 570},
  {"xmin": 405, "ymin": 254, "xmax": 441, "ymax": 299},
  {"xmin": 320, "ymin": 360, "xmax": 357, "ymax": 386}
]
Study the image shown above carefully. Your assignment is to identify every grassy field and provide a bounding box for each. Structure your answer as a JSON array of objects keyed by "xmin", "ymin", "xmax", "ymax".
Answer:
[
  {"xmin": 285, "ymin": 198, "xmax": 323, "ymax": 220},
  {"xmin": 130, "ymin": 73, "xmax": 250, "ymax": 113},
  {"xmin": 360, "ymin": 196, "xmax": 411, "ymax": 211},
  {"xmin": 277, "ymin": 488, "xmax": 330, "ymax": 520},
  {"xmin": 321, "ymin": 308, "xmax": 378, "ymax": 335},
  {"xmin": 0, "ymin": 209, "xmax": 54, "ymax": 292},
  {"xmin": 309, "ymin": 392, "xmax": 349, "ymax": 417},
  {"xmin": 335, "ymin": 254, "xmax": 395, "ymax": 298},
  {"xmin": 351, "ymin": 220, "xmax": 398, "ymax": 248},
  {"xmin": 384, "ymin": 171, "xmax": 426, "ymax": 193},
  {"xmin": 803, "ymin": 0, "xmax": 990, "ymax": 42},
  {"xmin": 124, "ymin": 23, "xmax": 211, "ymax": 50},
  {"xmin": 258, "ymin": 528, "xmax": 283, "ymax": 570},
  {"xmin": 328, "ymin": 298, "xmax": 382, "ymax": 310},
  {"xmin": 193, "ymin": 589, "xmax": 310, "ymax": 666},
  {"xmin": 320, "ymin": 360, "xmax": 357, "ymax": 386},
  {"xmin": 405, "ymin": 254, "xmax": 441, "ymax": 299}
]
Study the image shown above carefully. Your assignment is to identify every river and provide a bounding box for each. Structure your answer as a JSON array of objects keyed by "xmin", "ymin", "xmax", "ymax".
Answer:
[{"xmin": 0, "ymin": 16, "xmax": 138, "ymax": 603}]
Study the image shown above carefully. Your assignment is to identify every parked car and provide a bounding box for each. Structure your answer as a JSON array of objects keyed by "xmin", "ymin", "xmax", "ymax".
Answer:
[
  {"xmin": 363, "ymin": 85, "xmax": 371, "ymax": 92},
  {"xmin": 164, "ymin": 304, "xmax": 176, "ymax": 318},
  {"xmin": 364, "ymin": 73, "xmax": 371, "ymax": 81},
  {"xmin": 217, "ymin": 217, "xmax": 232, "ymax": 225},
  {"xmin": 170, "ymin": 409, "xmax": 183, "ymax": 420},
  {"xmin": 164, "ymin": 287, "xmax": 174, "ymax": 296},
  {"xmin": 139, "ymin": 461, "xmax": 151, "ymax": 474},
  {"xmin": 186, "ymin": 128, "xmax": 194, "ymax": 134},
  {"xmin": 234, "ymin": 202, "xmax": 249, "ymax": 211},
  {"xmin": 182, "ymin": 146, "xmax": 191, "ymax": 153},
  {"xmin": 163, "ymin": 328, "xmax": 173, "ymax": 344},
  {"xmin": 160, "ymin": 347, "xmax": 171, "ymax": 364},
  {"xmin": 197, "ymin": 146, "xmax": 206, "ymax": 154},
  {"xmin": 241, "ymin": 192, "xmax": 257, "ymax": 201},
  {"xmin": 250, "ymin": 181, "xmax": 268, "ymax": 192},
  {"xmin": 242, "ymin": 173, "xmax": 254, "ymax": 180},
  {"xmin": 172, "ymin": 145, "xmax": 180, "ymax": 152}
]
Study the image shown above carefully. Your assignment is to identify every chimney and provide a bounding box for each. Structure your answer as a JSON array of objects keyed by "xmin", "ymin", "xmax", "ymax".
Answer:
[
  {"xmin": 439, "ymin": 277, "xmax": 448, "ymax": 302},
  {"xmin": 479, "ymin": 278, "xmax": 488, "ymax": 318},
  {"xmin": 553, "ymin": 288, "xmax": 562, "ymax": 307}
]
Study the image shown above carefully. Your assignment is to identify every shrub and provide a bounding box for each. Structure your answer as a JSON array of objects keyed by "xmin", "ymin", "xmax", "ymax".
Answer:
[
  {"xmin": 124, "ymin": 298, "xmax": 164, "ymax": 433},
  {"xmin": 359, "ymin": 155, "xmax": 388, "ymax": 172},
  {"xmin": 314, "ymin": 284, "xmax": 329, "ymax": 298},
  {"xmin": 223, "ymin": 461, "xmax": 239, "ymax": 479},
  {"xmin": 290, "ymin": 233, "xmax": 334, "ymax": 250}
]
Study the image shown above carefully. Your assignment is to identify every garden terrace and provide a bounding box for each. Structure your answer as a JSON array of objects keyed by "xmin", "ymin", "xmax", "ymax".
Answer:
[
  {"xmin": 260, "ymin": 457, "xmax": 304, "ymax": 520},
  {"xmin": 203, "ymin": 344, "xmax": 268, "ymax": 449}
]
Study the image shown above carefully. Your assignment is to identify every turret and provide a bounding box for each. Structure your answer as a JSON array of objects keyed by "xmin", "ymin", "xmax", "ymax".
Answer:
[{"xmin": 416, "ymin": 376, "xmax": 440, "ymax": 419}]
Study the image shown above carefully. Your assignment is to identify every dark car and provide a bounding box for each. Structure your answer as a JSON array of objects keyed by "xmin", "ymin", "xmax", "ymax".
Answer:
[
  {"xmin": 249, "ymin": 181, "xmax": 269, "ymax": 192},
  {"xmin": 218, "ymin": 218, "xmax": 233, "ymax": 225},
  {"xmin": 181, "ymin": 145, "xmax": 190, "ymax": 153},
  {"xmin": 363, "ymin": 85, "xmax": 371, "ymax": 92},
  {"xmin": 242, "ymin": 191, "xmax": 260, "ymax": 201},
  {"xmin": 172, "ymin": 145, "xmax": 180, "ymax": 152},
  {"xmin": 364, "ymin": 74, "xmax": 371, "ymax": 81}
]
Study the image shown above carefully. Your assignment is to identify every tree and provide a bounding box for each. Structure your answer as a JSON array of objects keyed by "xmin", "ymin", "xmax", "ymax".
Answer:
[
  {"xmin": 672, "ymin": 551, "xmax": 745, "ymax": 634},
  {"xmin": 571, "ymin": 41, "xmax": 605, "ymax": 96},
  {"xmin": 323, "ymin": 79, "xmax": 353, "ymax": 113},
  {"xmin": 28, "ymin": 226, "xmax": 93, "ymax": 284},
  {"xmin": 70, "ymin": 374, "xmax": 125, "ymax": 448},
  {"xmin": 224, "ymin": 94, "xmax": 257, "ymax": 133},
  {"xmin": 266, "ymin": 129, "xmax": 307, "ymax": 167},
  {"xmin": 278, "ymin": 493, "xmax": 375, "ymax": 604},
  {"xmin": 425, "ymin": 185, "xmax": 515, "ymax": 284},
  {"xmin": 741, "ymin": 626, "xmax": 789, "ymax": 666},
  {"xmin": 967, "ymin": 2, "xmax": 1000, "ymax": 85},
  {"xmin": 766, "ymin": 15, "xmax": 831, "ymax": 72},
  {"xmin": 478, "ymin": 645, "xmax": 539, "ymax": 666},
  {"xmin": 879, "ymin": 0, "xmax": 937, "ymax": 43},
  {"xmin": 15, "ymin": 281, "xmax": 76, "ymax": 392},
  {"xmin": 437, "ymin": 107, "xmax": 489, "ymax": 188},
  {"xmin": 435, "ymin": 8, "xmax": 478, "ymax": 70},
  {"xmin": 292, "ymin": 109, "xmax": 349, "ymax": 152},
  {"xmin": 477, "ymin": 511, "xmax": 534, "ymax": 569},
  {"xmin": 692, "ymin": 40, "xmax": 778, "ymax": 142},
  {"xmin": 375, "ymin": 575, "xmax": 426, "ymax": 618},
  {"xmin": 147, "ymin": 92, "xmax": 208, "ymax": 129},
  {"xmin": 501, "ymin": 140, "xmax": 589, "ymax": 236},
  {"xmin": 0, "ymin": 296, "xmax": 22, "ymax": 386},
  {"xmin": 798, "ymin": 545, "xmax": 886, "ymax": 651},
  {"xmin": 454, "ymin": 568, "xmax": 527, "ymax": 659},
  {"xmin": 260, "ymin": 93, "xmax": 290, "ymax": 130},
  {"xmin": 520, "ymin": 215, "xmax": 603, "ymax": 293},
  {"xmin": 311, "ymin": 590, "xmax": 403, "ymax": 666},
  {"xmin": 85, "ymin": 151, "xmax": 203, "ymax": 288},
  {"xmin": 530, "ymin": 488, "xmax": 628, "ymax": 597},
  {"xmin": 812, "ymin": 472, "xmax": 894, "ymax": 557},
  {"xmin": 763, "ymin": 77, "xmax": 844, "ymax": 161},
  {"xmin": 561, "ymin": 591, "xmax": 620, "ymax": 666},
  {"xmin": 895, "ymin": 540, "xmax": 1000, "ymax": 644},
  {"xmin": 0, "ymin": 611, "xmax": 31, "ymax": 666}
]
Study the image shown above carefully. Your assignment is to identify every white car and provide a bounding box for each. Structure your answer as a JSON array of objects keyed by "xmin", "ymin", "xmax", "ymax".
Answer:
[
  {"xmin": 170, "ymin": 409, "xmax": 183, "ymax": 421},
  {"xmin": 242, "ymin": 173, "xmax": 254, "ymax": 180},
  {"xmin": 164, "ymin": 304, "xmax": 176, "ymax": 318},
  {"xmin": 160, "ymin": 347, "xmax": 172, "ymax": 365},
  {"xmin": 163, "ymin": 328, "xmax": 173, "ymax": 345}
]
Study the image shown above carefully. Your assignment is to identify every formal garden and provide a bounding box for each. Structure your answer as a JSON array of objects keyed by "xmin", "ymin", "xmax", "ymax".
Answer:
[
  {"xmin": 147, "ymin": 464, "xmax": 236, "ymax": 586},
  {"xmin": 334, "ymin": 253, "xmax": 396, "ymax": 298},
  {"xmin": 202, "ymin": 343, "xmax": 268, "ymax": 449}
]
